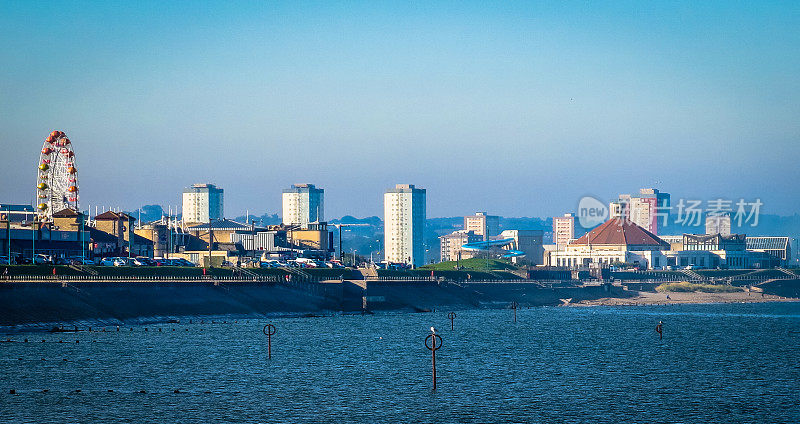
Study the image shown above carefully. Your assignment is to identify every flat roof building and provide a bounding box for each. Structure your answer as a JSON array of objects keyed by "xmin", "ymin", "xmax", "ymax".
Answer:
[
  {"xmin": 553, "ymin": 213, "xmax": 575, "ymax": 250},
  {"xmin": 440, "ymin": 230, "xmax": 481, "ymax": 262},
  {"xmin": 182, "ymin": 184, "xmax": 224, "ymax": 225},
  {"xmin": 615, "ymin": 188, "xmax": 670, "ymax": 235},
  {"xmin": 282, "ymin": 183, "xmax": 324, "ymax": 228},
  {"xmin": 384, "ymin": 184, "xmax": 426, "ymax": 267},
  {"xmin": 464, "ymin": 212, "xmax": 499, "ymax": 241},
  {"xmin": 706, "ymin": 214, "xmax": 732, "ymax": 236}
]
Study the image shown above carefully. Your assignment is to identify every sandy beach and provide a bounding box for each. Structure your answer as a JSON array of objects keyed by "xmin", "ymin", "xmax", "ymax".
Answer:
[{"xmin": 573, "ymin": 290, "xmax": 798, "ymax": 306}]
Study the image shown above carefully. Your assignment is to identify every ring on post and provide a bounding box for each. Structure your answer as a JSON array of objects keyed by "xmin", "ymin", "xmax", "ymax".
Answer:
[
  {"xmin": 263, "ymin": 324, "xmax": 276, "ymax": 336},
  {"xmin": 425, "ymin": 334, "xmax": 442, "ymax": 351},
  {"xmin": 447, "ymin": 312, "xmax": 456, "ymax": 320}
]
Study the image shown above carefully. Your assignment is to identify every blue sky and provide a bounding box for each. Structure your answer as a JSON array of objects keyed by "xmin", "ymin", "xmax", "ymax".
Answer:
[{"xmin": 1, "ymin": 1, "xmax": 798, "ymax": 218}]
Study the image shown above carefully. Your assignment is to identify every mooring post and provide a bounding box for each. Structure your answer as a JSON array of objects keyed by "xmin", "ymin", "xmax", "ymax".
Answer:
[
  {"xmin": 656, "ymin": 321, "xmax": 663, "ymax": 340},
  {"xmin": 263, "ymin": 324, "xmax": 276, "ymax": 359},
  {"xmin": 447, "ymin": 312, "xmax": 456, "ymax": 330},
  {"xmin": 512, "ymin": 301, "xmax": 518, "ymax": 323},
  {"xmin": 425, "ymin": 327, "xmax": 442, "ymax": 390}
]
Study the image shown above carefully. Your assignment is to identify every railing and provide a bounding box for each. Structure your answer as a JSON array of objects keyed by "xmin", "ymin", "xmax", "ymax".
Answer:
[
  {"xmin": 1, "ymin": 275, "xmax": 282, "ymax": 283},
  {"xmin": 365, "ymin": 275, "xmax": 437, "ymax": 281}
]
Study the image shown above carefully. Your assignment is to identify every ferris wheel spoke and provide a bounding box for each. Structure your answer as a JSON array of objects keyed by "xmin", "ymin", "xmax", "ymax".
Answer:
[{"xmin": 37, "ymin": 130, "xmax": 79, "ymax": 222}]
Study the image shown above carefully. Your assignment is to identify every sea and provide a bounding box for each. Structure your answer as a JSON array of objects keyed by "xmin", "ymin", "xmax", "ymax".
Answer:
[{"xmin": 1, "ymin": 302, "xmax": 799, "ymax": 423}]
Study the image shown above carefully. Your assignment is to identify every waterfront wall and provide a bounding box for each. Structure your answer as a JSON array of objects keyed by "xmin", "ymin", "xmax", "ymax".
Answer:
[
  {"xmin": 0, "ymin": 279, "xmax": 636, "ymax": 327},
  {"xmin": 362, "ymin": 280, "xmax": 632, "ymax": 311},
  {"xmin": 0, "ymin": 280, "xmax": 341, "ymax": 327}
]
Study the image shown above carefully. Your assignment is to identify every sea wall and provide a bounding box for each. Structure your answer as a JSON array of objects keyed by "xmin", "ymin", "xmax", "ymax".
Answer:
[
  {"xmin": 362, "ymin": 280, "xmax": 634, "ymax": 311},
  {"xmin": 0, "ymin": 279, "xmax": 637, "ymax": 328},
  {"xmin": 0, "ymin": 280, "xmax": 342, "ymax": 327},
  {"xmin": 759, "ymin": 278, "xmax": 800, "ymax": 298}
]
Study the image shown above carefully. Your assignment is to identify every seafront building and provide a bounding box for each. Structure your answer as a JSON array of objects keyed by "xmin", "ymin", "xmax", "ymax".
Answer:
[
  {"xmin": 384, "ymin": 184, "xmax": 426, "ymax": 267},
  {"xmin": 282, "ymin": 183, "xmax": 324, "ymax": 228},
  {"xmin": 182, "ymin": 184, "xmax": 224, "ymax": 225},
  {"xmin": 550, "ymin": 218, "xmax": 670, "ymax": 269},
  {"xmin": 552, "ymin": 213, "xmax": 575, "ymax": 250},
  {"xmin": 464, "ymin": 212, "xmax": 499, "ymax": 241},
  {"xmin": 548, "ymin": 216, "xmax": 792, "ymax": 270}
]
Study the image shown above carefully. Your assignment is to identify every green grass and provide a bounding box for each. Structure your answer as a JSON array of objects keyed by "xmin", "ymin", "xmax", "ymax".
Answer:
[
  {"xmin": 656, "ymin": 281, "xmax": 743, "ymax": 293},
  {"xmin": 420, "ymin": 258, "xmax": 519, "ymax": 272},
  {"xmin": 375, "ymin": 268, "xmax": 516, "ymax": 281}
]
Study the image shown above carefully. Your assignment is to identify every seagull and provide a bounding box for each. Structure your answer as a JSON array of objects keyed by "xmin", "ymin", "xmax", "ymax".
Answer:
[{"xmin": 430, "ymin": 327, "xmax": 436, "ymax": 334}]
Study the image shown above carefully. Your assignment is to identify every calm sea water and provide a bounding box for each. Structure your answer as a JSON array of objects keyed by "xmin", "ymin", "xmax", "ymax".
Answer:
[{"xmin": 2, "ymin": 302, "xmax": 799, "ymax": 423}]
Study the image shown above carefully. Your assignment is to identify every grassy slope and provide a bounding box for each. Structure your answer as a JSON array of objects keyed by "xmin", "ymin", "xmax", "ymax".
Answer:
[
  {"xmin": 420, "ymin": 258, "xmax": 519, "ymax": 272},
  {"xmin": 656, "ymin": 281, "xmax": 743, "ymax": 293}
]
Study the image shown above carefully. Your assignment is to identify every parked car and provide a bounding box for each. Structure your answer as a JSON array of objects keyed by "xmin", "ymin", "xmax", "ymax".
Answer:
[
  {"xmin": 99, "ymin": 257, "xmax": 126, "ymax": 266},
  {"xmin": 68, "ymin": 257, "xmax": 94, "ymax": 265},
  {"xmin": 98, "ymin": 257, "xmax": 115, "ymax": 266},
  {"xmin": 53, "ymin": 257, "xmax": 71, "ymax": 265},
  {"xmin": 33, "ymin": 254, "xmax": 52, "ymax": 265},
  {"xmin": 167, "ymin": 258, "xmax": 194, "ymax": 267},
  {"xmin": 131, "ymin": 257, "xmax": 156, "ymax": 266}
]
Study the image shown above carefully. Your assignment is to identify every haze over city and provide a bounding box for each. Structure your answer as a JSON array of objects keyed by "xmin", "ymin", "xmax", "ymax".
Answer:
[{"xmin": 1, "ymin": 1, "xmax": 798, "ymax": 218}]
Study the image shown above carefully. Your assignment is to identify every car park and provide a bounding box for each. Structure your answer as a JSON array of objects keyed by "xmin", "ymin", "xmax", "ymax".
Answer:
[
  {"xmin": 98, "ymin": 257, "xmax": 115, "ymax": 266},
  {"xmin": 33, "ymin": 254, "xmax": 52, "ymax": 265},
  {"xmin": 68, "ymin": 257, "xmax": 94, "ymax": 265}
]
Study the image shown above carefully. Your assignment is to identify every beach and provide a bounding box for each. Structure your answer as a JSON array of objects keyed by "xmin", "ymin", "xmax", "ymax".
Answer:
[{"xmin": 574, "ymin": 290, "xmax": 796, "ymax": 306}]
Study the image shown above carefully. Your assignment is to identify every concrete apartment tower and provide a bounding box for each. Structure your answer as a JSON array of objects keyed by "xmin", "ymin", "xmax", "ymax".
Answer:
[
  {"xmin": 182, "ymin": 183, "xmax": 224, "ymax": 225},
  {"xmin": 706, "ymin": 213, "xmax": 731, "ymax": 236},
  {"xmin": 384, "ymin": 184, "xmax": 426, "ymax": 267},
  {"xmin": 464, "ymin": 212, "xmax": 500, "ymax": 241},
  {"xmin": 615, "ymin": 188, "xmax": 670, "ymax": 235},
  {"xmin": 282, "ymin": 184, "xmax": 324, "ymax": 227},
  {"xmin": 553, "ymin": 213, "xmax": 575, "ymax": 250}
]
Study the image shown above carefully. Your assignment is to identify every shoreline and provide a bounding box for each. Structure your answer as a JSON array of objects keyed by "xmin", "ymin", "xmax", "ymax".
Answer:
[{"xmin": 573, "ymin": 290, "xmax": 797, "ymax": 306}]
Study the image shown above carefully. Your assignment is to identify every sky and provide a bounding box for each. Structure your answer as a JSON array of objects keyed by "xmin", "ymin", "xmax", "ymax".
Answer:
[{"xmin": 1, "ymin": 1, "xmax": 798, "ymax": 219}]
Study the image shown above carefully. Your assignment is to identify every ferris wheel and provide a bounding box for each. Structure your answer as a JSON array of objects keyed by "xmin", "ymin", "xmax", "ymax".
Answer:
[{"xmin": 36, "ymin": 130, "xmax": 79, "ymax": 222}]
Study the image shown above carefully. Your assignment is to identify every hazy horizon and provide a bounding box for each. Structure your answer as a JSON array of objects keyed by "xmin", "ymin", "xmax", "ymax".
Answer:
[{"xmin": 2, "ymin": 1, "xmax": 798, "ymax": 218}]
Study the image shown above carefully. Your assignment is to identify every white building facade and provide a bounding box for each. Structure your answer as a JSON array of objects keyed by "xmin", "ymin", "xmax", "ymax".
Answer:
[
  {"xmin": 182, "ymin": 184, "xmax": 224, "ymax": 224},
  {"xmin": 384, "ymin": 184, "xmax": 426, "ymax": 267},
  {"xmin": 282, "ymin": 184, "xmax": 324, "ymax": 228},
  {"xmin": 553, "ymin": 213, "xmax": 575, "ymax": 250}
]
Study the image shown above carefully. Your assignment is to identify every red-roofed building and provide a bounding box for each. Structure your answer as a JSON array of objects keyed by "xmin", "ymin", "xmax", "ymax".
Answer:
[{"xmin": 550, "ymin": 218, "xmax": 670, "ymax": 269}]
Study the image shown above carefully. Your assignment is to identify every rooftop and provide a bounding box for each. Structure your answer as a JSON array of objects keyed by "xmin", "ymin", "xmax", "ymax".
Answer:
[
  {"xmin": 746, "ymin": 236, "xmax": 790, "ymax": 250},
  {"xmin": 570, "ymin": 218, "xmax": 667, "ymax": 247},
  {"xmin": 188, "ymin": 219, "xmax": 252, "ymax": 231}
]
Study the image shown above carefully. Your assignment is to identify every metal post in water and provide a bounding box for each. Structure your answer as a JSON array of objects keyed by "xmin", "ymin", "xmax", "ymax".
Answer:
[
  {"xmin": 425, "ymin": 327, "xmax": 442, "ymax": 390},
  {"xmin": 447, "ymin": 312, "xmax": 456, "ymax": 330},
  {"xmin": 263, "ymin": 324, "xmax": 276, "ymax": 359},
  {"xmin": 512, "ymin": 301, "xmax": 518, "ymax": 323},
  {"xmin": 656, "ymin": 321, "xmax": 663, "ymax": 340}
]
